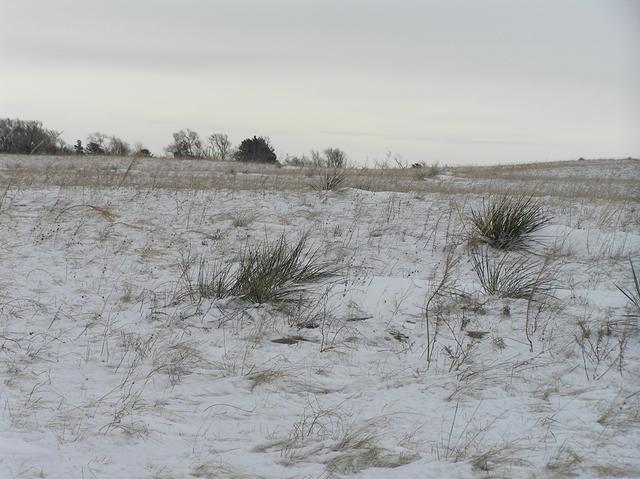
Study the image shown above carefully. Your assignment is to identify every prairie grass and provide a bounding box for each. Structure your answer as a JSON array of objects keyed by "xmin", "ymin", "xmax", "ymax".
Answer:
[
  {"xmin": 55, "ymin": 204, "xmax": 115, "ymax": 222},
  {"xmin": 184, "ymin": 234, "xmax": 338, "ymax": 307},
  {"xmin": 230, "ymin": 211, "xmax": 256, "ymax": 227},
  {"xmin": 470, "ymin": 247, "xmax": 555, "ymax": 300},
  {"xmin": 469, "ymin": 194, "xmax": 550, "ymax": 250},
  {"xmin": 195, "ymin": 260, "xmax": 235, "ymax": 300},
  {"xmin": 311, "ymin": 167, "xmax": 346, "ymax": 191},
  {"xmin": 2, "ymin": 154, "xmax": 636, "ymax": 200},
  {"xmin": 191, "ymin": 462, "xmax": 267, "ymax": 479},
  {"xmin": 233, "ymin": 234, "xmax": 336, "ymax": 305}
]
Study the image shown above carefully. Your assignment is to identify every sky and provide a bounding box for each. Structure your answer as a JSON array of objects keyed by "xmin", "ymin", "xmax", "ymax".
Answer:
[{"xmin": 1, "ymin": 0, "xmax": 639, "ymax": 165}]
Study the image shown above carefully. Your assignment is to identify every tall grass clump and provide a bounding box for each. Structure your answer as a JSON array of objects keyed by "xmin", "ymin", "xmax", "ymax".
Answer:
[
  {"xmin": 470, "ymin": 194, "xmax": 550, "ymax": 250},
  {"xmin": 616, "ymin": 258, "xmax": 640, "ymax": 316},
  {"xmin": 193, "ymin": 234, "xmax": 337, "ymax": 306},
  {"xmin": 470, "ymin": 247, "xmax": 554, "ymax": 300},
  {"xmin": 196, "ymin": 260, "xmax": 235, "ymax": 300},
  {"xmin": 312, "ymin": 168, "xmax": 346, "ymax": 191},
  {"xmin": 234, "ymin": 234, "xmax": 336, "ymax": 304}
]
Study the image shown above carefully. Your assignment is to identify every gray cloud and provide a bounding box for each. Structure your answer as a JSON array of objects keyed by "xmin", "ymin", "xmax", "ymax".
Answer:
[
  {"xmin": 318, "ymin": 130, "xmax": 575, "ymax": 149},
  {"xmin": 1, "ymin": 0, "xmax": 638, "ymax": 163}
]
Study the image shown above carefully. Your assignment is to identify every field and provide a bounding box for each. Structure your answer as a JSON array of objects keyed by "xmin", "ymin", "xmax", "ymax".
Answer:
[{"xmin": 0, "ymin": 155, "xmax": 639, "ymax": 478}]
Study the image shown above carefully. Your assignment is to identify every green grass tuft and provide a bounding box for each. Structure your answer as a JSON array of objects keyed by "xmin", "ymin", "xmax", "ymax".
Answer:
[
  {"xmin": 470, "ymin": 247, "xmax": 554, "ymax": 300},
  {"xmin": 233, "ymin": 234, "xmax": 336, "ymax": 304},
  {"xmin": 470, "ymin": 194, "xmax": 550, "ymax": 250},
  {"xmin": 194, "ymin": 234, "xmax": 337, "ymax": 306},
  {"xmin": 311, "ymin": 168, "xmax": 346, "ymax": 191}
]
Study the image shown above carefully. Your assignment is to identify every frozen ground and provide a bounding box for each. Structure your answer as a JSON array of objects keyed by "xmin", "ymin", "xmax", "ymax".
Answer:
[{"xmin": 0, "ymin": 156, "xmax": 639, "ymax": 478}]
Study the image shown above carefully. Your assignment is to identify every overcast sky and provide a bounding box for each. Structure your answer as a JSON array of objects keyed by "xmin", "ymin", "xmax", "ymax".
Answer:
[{"xmin": 1, "ymin": 0, "xmax": 639, "ymax": 164}]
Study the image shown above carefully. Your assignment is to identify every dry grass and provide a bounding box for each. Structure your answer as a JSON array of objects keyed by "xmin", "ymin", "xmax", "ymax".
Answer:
[
  {"xmin": 311, "ymin": 167, "xmax": 347, "ymax": 191},
  {"xmin": 229, "ymin": 211, "xmax": 257, "ymax": 228},
  {"xmin": 246, "ymin": 366, "xmax": 289, "ymax": 390},
  {"xmin": 256, "ymin": 411, "xmax": 416, "ymax": 473},
  {"xmin": 191, "ymin": 462, "xmax": 267, "ymax": 479},
  {"xmin": 1, "ymin": 154, "xmax": 637, "ymax": 201},
  {"xmin": 456, "ymin": 157, "xmax": 637, "ymax": 177}
]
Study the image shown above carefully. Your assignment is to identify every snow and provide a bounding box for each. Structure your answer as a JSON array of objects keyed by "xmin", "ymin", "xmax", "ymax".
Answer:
[{"xmin": 0, "ymin": 157, "xmax": 639, "ymax": 478}]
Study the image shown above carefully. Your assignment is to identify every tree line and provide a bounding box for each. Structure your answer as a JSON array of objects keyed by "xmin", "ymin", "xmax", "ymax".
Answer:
[
  {"xmin": 0, "ymin": 118, "xmax": 151, "ymax": 157},
  {"xmin": 0, "ymin": 118, "xmax": 348, "ymax": 166}
]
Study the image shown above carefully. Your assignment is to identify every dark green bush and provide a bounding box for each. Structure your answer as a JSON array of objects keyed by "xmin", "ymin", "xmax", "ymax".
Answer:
[{"xmin": 234, "ymin": 136, "xmax": 277, "ymax": 163}]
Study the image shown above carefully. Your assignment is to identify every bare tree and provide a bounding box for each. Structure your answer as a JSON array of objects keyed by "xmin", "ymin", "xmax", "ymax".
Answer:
[
  {"xmin": 310, "ymin": 150, "xmax": 325, "ymax": 167},
  {"xmin": 208, "ymin": 133, "xmax": 232, "ymax": 161},
  {"xmin": 165, "ymin": 129, "xmax": 204, "ymax": 158},
  {"xmin": 324, "ymin": 147, "xmax": 347, "ymax": 168},
  {"xmin": 106, "ymin": 135, "xmax": 131, "ymax": 156},
  {"xmin": 85, "ymin": 132, "xmax": 109, "ymax": 155},
  {"xmin": 308, "ymin": 148, "xmax": 347, "ymax": 168}
]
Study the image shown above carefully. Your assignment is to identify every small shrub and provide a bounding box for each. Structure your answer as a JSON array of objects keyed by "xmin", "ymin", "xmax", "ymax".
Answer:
[
  {"xmin": 470, "ymin": 194, "xmax": 550, "ymax": 250},
  {"xmin": 133, "ymin": 148, "xmax": 152, "ymax": 157},
  {"xmin": 616, "ymin": 258, "xmax": 640, "ymax": 315},
  {"xmin": 470, "ymin": 247, "xmax": 554, "ymax": 300}
]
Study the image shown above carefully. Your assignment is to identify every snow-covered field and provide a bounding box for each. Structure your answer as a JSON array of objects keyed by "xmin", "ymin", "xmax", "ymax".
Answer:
[{"xmin": 1, "ymin": 156, "xmax": 639, "ymax": 478}]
